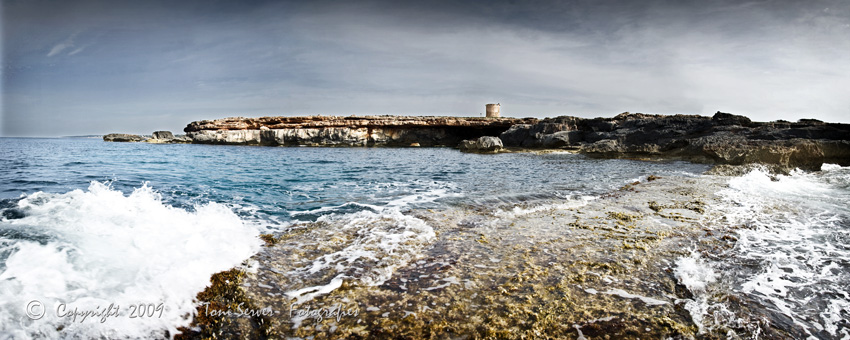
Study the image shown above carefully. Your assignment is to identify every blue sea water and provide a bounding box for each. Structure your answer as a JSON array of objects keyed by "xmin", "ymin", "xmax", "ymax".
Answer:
[
  {"xmin": 0, "ymin": 137, "xmax": 708, "ymax": 220},
  {"xmin": 0, "ymin": 137, "xmax": 708, "ymax": 338},
  {"xmin": 2, "ymin": 137, "xmax": 848, "ymax": 339}
]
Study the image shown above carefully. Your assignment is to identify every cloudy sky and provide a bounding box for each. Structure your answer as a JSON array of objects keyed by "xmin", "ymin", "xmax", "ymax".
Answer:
[{"xmin": 2, "ymin": 0, "xmax": 848, "ymax": 137}]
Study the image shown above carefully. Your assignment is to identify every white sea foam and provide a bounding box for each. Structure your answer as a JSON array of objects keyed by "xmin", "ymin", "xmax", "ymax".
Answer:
[
  {"xmin": 821, "ymin": 163, "xmax": 844, "ymax": 172},
  {"xmin": 284, "ymin": 208, "xmax": 435, "ymax": 305},
  {"xmin": 279, "ymin": 183, "xmax": 452, "ymax": 306},
  {"xmin": 0, "ymin": 182, "xmax": 261, "ymax": 339},
  {"xmin": 386, "ymin": 188, "xmax": 461, "ymax": 208},
  {"xmin": 673, "ymin": 253, "xmax": 718, "ymax": 334},
  {"xmin": 288, "ymin": 202, "xmax": 382, "ymax": 217},
  {"xmin": 702, "ymin": 165, "xmax": 850, "ymax": 337},
  {"xmin": 603, "ymin": 288, "xmax": 668, "ymax": 306},
  {"xmin": 289, "ymin": 182, "xmax": 459, "ymax": 218},
  {"xmin": 674, "ymin": 253, "xmax": 717, "ymax": 294},
  {"xmin": 494, "ymin": 196, "xmax": 596, "ymax": 218}
]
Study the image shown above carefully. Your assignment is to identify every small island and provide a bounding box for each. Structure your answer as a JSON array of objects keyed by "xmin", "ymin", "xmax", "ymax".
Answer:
[{"xmin": 105, "ymin": 111, "xmax": 850, "ymax": 171}]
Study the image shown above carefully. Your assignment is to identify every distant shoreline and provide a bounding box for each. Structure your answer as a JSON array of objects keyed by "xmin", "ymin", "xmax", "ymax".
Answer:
[{"xmin": 103, "ymin": 112, "xmax": 850, "ymax": 171}]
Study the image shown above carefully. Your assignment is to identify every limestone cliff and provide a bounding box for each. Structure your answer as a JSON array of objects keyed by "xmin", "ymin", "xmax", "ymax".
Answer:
[{"xmin": 183, "ymin": 115, "xmax": 535, "ymax": 147}]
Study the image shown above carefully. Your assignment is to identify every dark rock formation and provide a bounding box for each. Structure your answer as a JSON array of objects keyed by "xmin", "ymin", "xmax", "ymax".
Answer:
[
  {"xmin": 501, "ymin": 112, "xmax": 850, "ymax": 170},
  {"xmin": 103, "ymin": 133, "xmax": 145, "ymax": 142},
  {"xmin": 146, "ymin": 131, "xmax": 191, "ymax": 144},
  {"xmin": 184, "ymin": 115, "xmax": 535, "ymax": 147},
  {"xmin": 459, "ymin": 136, "xmax": 504, "ymax": 153},
  {"xmin": 152, "ymin": 131, "xmax": 174, "ymax": 139},
  {"xmin": 104, "ymin": 131, "xmax": 193, "ymax": 143},
  {"xmin": 157, "ymin": 112, "xmax": 850, "ymax": 170}
]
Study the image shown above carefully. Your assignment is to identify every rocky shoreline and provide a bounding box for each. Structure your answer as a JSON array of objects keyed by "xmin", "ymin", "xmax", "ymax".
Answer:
[
  {"xmin": 500, "ymin": 112, "xmax": 850, "ymax": 171},
  {"xmin": 177, "ymin": 174, "xmax": 759, "ymax": 339},
  {"xmin": 104, "ymin": 112, "xmax": 850, "ymax": 170}
]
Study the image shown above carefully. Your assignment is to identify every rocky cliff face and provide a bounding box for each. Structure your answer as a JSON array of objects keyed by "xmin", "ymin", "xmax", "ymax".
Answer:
[
  {"xmin": 184, "ymin": 115, "xmax": 535, "ymax": 147},
  {"xmin": 500, "ymin": 112, "xmax": 850, "ymax": 170},
  {"xmin": 175, "ymin": 113, "xmax": 849, "ymax": 169}
]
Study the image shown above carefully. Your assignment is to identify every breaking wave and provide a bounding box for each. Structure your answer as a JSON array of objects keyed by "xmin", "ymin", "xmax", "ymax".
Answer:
[{"xmin": 0, "ymin": 182, "xmax": 261, "ymax": 339}]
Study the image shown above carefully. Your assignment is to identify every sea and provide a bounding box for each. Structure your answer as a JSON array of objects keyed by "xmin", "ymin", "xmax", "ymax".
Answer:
[{"xmin": 0, "ymin": 137, "xmax": 847, "ymax": 339}]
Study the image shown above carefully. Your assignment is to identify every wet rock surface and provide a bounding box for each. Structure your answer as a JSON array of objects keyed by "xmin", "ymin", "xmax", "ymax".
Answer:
[{"xmin": 178, "ymin": 175, "xmax": 782, "ymax": 339}]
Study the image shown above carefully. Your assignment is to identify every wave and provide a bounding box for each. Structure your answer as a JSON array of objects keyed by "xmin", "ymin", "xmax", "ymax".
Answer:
[
  {"xmin": 0, "ymin": 182, "xmax": 261, "ymax": 339},
  {"xmin": 282, "ymin": 208, "xmax": 435, "ymax": 305},
  {"xmin": 673, "ymin": 252, "xmax": 720, "ymax": 335},
  {"xmin": 288, "ymin": 183, "xmax": 460, "ymax": 219},
  {"xmin": 493, "ymin": 196, "xmax": 596, "ymax": 218},
  {"xmin": 695, "ymin": 164, "xmax": 850, "ymax": 338}
]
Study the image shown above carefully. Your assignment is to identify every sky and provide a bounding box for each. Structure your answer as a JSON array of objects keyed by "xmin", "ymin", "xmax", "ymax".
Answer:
[{"xmin": 1, "ymin": 0, "xmax": 849, "ymax": 137}]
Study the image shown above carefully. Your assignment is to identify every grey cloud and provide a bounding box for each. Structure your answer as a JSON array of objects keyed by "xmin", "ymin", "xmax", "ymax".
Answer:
[{"xmin": 2, "ymin": 0, "xmax": 849, "ymax": 137}]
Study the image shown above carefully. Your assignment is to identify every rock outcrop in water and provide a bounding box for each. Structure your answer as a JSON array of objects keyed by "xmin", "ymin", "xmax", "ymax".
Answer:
[
  {"xmin": 151, "ymin": 131, "xmax": 174, "ymax": 140},
  {"xmin": 103, "ymin": 133, "xmax": 145, "ymax": 142},
  {"xmin": 500, "ymin": 112, "xmax": 850, "ymax": 170},
  {"xmin": 103, "ymin": 131, "xmax": 191, "ymax": 143},
  {"xmin": 100, "ymin": 112, "xmax": 850, "ymax": 169},
  {"xmin": 183, "ymin": 115, "xmax": 533, "ymax": 147},
  {"xmin": 146, "ymin": 131, "xmax": 191, "ymax": 144}
]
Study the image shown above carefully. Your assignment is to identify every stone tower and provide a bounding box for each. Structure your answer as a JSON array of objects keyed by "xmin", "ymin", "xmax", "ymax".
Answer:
[{"xmin": 486, "ymin": 103, "xmax": 500, "ymax": 118}]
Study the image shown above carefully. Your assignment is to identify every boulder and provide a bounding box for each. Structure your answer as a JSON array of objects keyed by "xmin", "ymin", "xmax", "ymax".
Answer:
[
  {"xmin": 144, "ymin": 130, "xmax": 193, "ymax": 143},
  {"xmin": 712, "ymin": 111, "xmax": 752, "ymax": 126},
  {"xmin": 499, "ymin": 124, "xmax": 533, "ymax": 147},
  {"xmin": 540, "ymin": 131, "xmax": 584, "ymax": 148},
  {"xmin": 151, "ymin": 131, "xmax": 175, "ymax": 139},
  {"xmin": 458, "ymin": 136, "xmax": 504, "ymax": 153}
]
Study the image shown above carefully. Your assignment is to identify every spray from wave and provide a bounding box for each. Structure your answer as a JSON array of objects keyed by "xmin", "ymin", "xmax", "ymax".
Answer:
[
  {"xmin": 679, "ymin": 165, "xmax": 850, "ymax": 338},
  {"xmin": 0, "ymin": 182, "xmax": 261, "ymax": 339}
]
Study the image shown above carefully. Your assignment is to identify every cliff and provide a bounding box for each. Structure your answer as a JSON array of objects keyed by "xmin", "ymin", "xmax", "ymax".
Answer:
[{"xmin": 183, "ymin": 115, "xmax": 535, "ymax": 147}]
